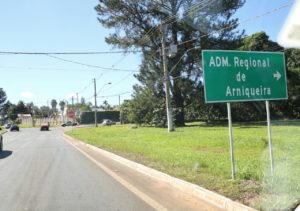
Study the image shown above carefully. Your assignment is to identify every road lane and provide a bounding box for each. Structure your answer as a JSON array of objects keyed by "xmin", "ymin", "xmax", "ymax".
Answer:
[{"xmin": 0, "ymin": 128, "xmax": 154, "ymax": 211}]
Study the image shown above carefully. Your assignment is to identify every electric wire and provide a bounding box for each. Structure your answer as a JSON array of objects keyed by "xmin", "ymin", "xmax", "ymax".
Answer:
[
  {"xmin": 138, "ymin": 0, "xmax": 214, "ymax": 45},
  {"xmin": 45, "ymin": 54, "xmax": 138, "ymax": 72},
  {"xmin": 0, "ymin": 50, "xmax": 142, "ymax": 55},
  {"xmin": 2, "ymin": 1, "xmax": 293, "ymax": 106},
  {"xmin": 98, "ymin": 91, "xmax": 133, "ymax": 98},
  {"xmin": 176, "ymin": 1, "xmax": 293, "ymax": 47}
]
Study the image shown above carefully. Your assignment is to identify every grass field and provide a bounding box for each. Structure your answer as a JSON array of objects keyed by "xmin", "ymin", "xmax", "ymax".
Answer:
[{"xmin": 66, "ymin": 121, "xmax": 300, "ymax": 210}]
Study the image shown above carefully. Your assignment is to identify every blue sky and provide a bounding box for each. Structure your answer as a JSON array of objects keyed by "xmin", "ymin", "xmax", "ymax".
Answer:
[{"xmin": 0, "ymin": 0, "xmax": 294, "ymax": 107}]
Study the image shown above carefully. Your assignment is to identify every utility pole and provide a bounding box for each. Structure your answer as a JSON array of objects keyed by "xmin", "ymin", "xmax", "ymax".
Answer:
[
  {"xmin": 94, "ymin": 78, "xmax": 98, "ymax": 127},
  {"xmin": 161, "ymin": 23, "xmax": 174, "ymax": 132},
  {"xmin": 71, "ymin": 96, "xmax": 75, "ymax": 123},
  {"xmin": 47, "ymin": 100, "xmax": 50, "ymax": 117},
  {"xmin": 71, "ymin": 96, "xmax": 74, "ymax": 111},
  {"xmin": 32, "ymin": 108, "xmax": 35, "ymax": 127},
  {"xmin": 119, "ymin": 95, "xmax": 122, "ymax": 124}
]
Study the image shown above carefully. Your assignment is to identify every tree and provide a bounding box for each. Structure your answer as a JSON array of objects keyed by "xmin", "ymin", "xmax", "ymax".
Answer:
[
  {"xmin": 26, "ymin": 102, "xmax": 35, "ymax": 115},
  {"xmin": 273, "ymin": 48, "xmax": 300, "ymax": 119},
  {"xmin": 81, "ymin": 97, "xmax": 86, "ymax": 105},
  {"xmin": 95, "ymin": 0, "xmax": 245, "ymax": 126},
  {"xmin": 40, "ymin": 106, "xmax": 51, "ymax": 118},
  {"xmin": 1, "ymin": 101, "xmax": 12, "ymax": 119},
  {"xmin": 7, "ymin": 103, "xmax": 18, "ymax": 121},
  {"xmin": 238, "ymin": 31, "xmax": 283, "ymax": 51},
  {"xmin": 0, "ymin": 88, "xmax": 7, "ymax": 114},
  {"xmin": 59, "ymin": 101, "xmax": 66, "ymax": 114},
  {"xmin": 228, "ymin": 32, "xmax": 284, "ymax": 121},
  {"xmin": 100, "ymin": 100, "xmax": 112, "ymax": 111},
  {"xmin": 183, "ymin": 31, "xmax": 300, "ymax": 122},
  {"xmin": 15, "ymin": 101, "xmax": 28, "ymax": 114},
  {"xmin": 237, "ymin": 32, "xmax": 300, "ymax": 120},
  {"xmin": 285, "ymin": 48, "xmax": 300, "ymax": 69},
  {"xmin": 51, "ymin": 99, "xmax": 58, "ymax": 115},
  {"xmin": 80, "ymin": 102, "xmax": 93, "ymax": 112}
]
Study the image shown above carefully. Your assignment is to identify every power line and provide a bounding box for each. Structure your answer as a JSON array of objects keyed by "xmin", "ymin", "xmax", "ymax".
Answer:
[
  {"xmin": 137, "ymin": 0, "xmax": 213, "ymax": 45},
  {"xmin": 0, "ymin": 65, "xmax": 120, "ymax": 72},
  {"xmin": 0, "ymin": 50, "xmax": 142, "ymax": 55},
  {"xmin": 98, "ymin": 91, "xmax": 132, "ymax": 98},
  {"xmin": 102, "ymin": 72, "xmax": 134, "ymax": 93},
  {"xmin": 78, "ymin": 80, "xmax": 94, "ymax": 95},
  {"xmin": 176, "ymin": 1, "xmax": 293, "ymax": 47},
  {"xmin": 138, "ymin": 1, "xmax": 293, "ymax": 52},
  {"xmin": 100, "ymin": 2, "xmax": 292, "ymax": 96},
  {"xmin": 163, "ymin": 0, "xmax": 216, "ymax": 25},
  {"xmin": 101, "ymin": 44, "xmax": 162, "ymax": 94},
  {"xmin": 98, "ymin": 46, "xmax": 159, "ymax": 94},
  {"xmin": 45, "ymin": 54, "xmax": 138, "ymax": 72}
]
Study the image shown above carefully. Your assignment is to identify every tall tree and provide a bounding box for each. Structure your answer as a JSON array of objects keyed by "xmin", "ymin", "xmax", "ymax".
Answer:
[
  {"xmin": 40, "ymin": 106, "xmax": 51, "ymax": 118},
  {"xmin": 100, "ymin": 100, "xmax": 112, "ymax": 111},
  {"xmin": 0, "ymin": 88, "xmax": 7, "ymax": 113},
  {"xmin": 1, "ymin": 101, "xmax": 12, "ymax": 118},
  {"xmin": 15, "ymin": 101, "xmax": 28, "ymax": 114},
  {"xmin": 238, "ymin": 31, "xmax": 283, "ymax": 51},
  {"xmin": 51, "ymin": 99, "xmax": 58, "ymax": 115},
  {"xmin": 7, "ymin": 103, "xmax": 18, "ymax": 121},
  {"xmin": 59, "ymin": 101, "xmax": 66, "ymax": 114},
  {"xmin": 26, "ymin": 102, "xmax": 35, "ymax": 115},
  {"xmin": 96, "ymin": 0, "xmax": 245, "ymax": 126}
]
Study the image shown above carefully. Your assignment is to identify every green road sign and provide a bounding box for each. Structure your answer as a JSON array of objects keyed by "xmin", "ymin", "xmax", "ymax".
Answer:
[{"xmin": 202, "ymin": 50, "xmax": 288, "ymax": 103}]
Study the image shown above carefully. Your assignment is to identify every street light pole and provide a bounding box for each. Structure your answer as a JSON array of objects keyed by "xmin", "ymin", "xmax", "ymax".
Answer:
[
  {"xmin": 161, "ymin": 23, "xmax": 174, "ymax": 132},
  {"xmin": 94, "ymin": 80, "xmax": 111, "ymax": 127},
  {"xmin": 94, "ymin": 78, "xmax": 98, "ymax": 127},
  {"xmin": 62, "ymin": 99, "xmax": 68, "ymax": 122}
]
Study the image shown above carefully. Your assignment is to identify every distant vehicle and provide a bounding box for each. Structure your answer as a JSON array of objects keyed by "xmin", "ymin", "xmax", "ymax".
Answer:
[
  {"xmin": 5, "ymin": 123, "xmax": 11, "ymax": 129},
  {"xmin": 61, "ymin": 121, "xmax": 78, "ymax": 127},
  {"xmin": 10, "ymin": 124, "xmax": 19, "ymax": 132},
  {"xmin": 0, "ymin": 133, "xmax": 3, "ymax": 152},
  {"xmin": 102, "ymin": 119, "xmax": 116, "ymax": 126},
  {"xmin": 40, "ymin": 123, "xmax": 49, "ymax": 131}
]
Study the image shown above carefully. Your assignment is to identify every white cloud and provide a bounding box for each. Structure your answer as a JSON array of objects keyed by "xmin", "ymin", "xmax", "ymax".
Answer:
[{"xmin": 20, "ymin": 91, "xmax": 34, "ymax": 98}]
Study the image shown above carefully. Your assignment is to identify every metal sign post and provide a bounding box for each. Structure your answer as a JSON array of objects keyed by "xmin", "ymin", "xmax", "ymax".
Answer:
[
  {"xmin": 266, "ymin": 100, "xmax": 274, "ymax": 176},
  {"xmin": 201, "ymin": 50, "xmax": 287, "ymax": 178},
  {"xmin": 227, "ymin": 103, "xmax": 235, "ymax": 180}
]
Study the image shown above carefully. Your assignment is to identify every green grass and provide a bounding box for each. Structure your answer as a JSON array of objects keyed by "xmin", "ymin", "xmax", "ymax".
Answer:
[
  {"xmin": 66, "ymin": 121, "xmax": 300, "ymax": 210},
  {"xmin": 18, "ymin": 124, "xmax": 38, "ymax": 128},
  {"xmin": 0, "ymin": 127, "xmax": 6, "ymax": 134}
]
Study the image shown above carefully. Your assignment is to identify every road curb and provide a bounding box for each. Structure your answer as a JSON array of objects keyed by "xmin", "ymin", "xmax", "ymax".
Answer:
[
  {"xmin": 63, "ymin": 133, "xmax": 257, "ymax": 211},
  {"xmin": 1, "ymin": 130, "xmax": 8, "ymax": 135}
]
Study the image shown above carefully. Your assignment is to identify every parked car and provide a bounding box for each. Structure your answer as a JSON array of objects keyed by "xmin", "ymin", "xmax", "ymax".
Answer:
[
  {"xmin": 40, "ymin": 123, "xmax": 49, "ymax": 131},
  {"xmin": 102, "ymin": 119, "xmax": 116, "ymax": 126},
  {"xmin": 5, "ymin": 123, "xmax": 11, "ymax": 129},
  {"xmin": 0, "ymin": 133, "xmax": 3, "ymax": 152},
  {"xmin": 61, "ymin": 121, "xmax": 78, "ymax": 127},
  {"xmin": 10, "ymin": 124, "xmax": 19, "ymax": 132}
]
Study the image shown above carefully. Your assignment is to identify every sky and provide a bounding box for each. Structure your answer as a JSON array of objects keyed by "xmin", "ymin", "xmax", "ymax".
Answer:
[{"xmin": 0, "ymin": 0, "xmax": 295, "ymax": 107}]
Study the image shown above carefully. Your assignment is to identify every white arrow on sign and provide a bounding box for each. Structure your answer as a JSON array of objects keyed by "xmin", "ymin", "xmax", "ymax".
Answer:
[{"xmin": 273, "ymin": 71, "xmax": 281, "ymax": 80}]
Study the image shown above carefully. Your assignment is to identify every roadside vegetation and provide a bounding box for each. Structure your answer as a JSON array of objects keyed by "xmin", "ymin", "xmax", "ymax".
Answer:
[{"xmin": 67, "ymin": 120, "xmax": 300, "ymax": 210}]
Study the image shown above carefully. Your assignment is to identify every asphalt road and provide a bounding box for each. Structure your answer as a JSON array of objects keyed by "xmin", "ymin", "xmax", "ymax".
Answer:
[{"xmin": 0, "ymin": 128, "xmax": 154, "ymax": 211}]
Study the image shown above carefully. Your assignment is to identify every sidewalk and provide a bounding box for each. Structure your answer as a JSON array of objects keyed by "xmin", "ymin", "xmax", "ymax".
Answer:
[{"xmin": 64, "ymin": 134, "xmax": 256, "ymax": 211}]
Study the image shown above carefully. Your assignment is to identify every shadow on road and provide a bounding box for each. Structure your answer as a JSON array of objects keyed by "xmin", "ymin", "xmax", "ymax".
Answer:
[{"xmin": 0, "ymin": 150, "xmax": 13, "ymax": 159}]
